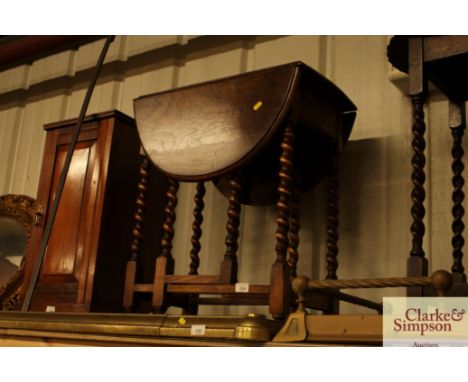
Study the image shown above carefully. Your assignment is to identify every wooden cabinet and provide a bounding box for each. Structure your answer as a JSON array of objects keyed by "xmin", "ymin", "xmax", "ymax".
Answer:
[{"xmin": 23, "ymin": 111, "xmax": 167, "ymax": 313}]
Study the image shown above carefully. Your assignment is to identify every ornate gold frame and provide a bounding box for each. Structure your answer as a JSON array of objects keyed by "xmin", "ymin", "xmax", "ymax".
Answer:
[{"xmin": 0, "ymin": 194, "xmax": 36, "ymax": 310}]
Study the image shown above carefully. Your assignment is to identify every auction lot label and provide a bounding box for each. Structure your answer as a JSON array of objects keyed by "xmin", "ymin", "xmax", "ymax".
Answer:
[{"xmin": 383, "ymin": 297, "xmax": 468, "ymax": 347}]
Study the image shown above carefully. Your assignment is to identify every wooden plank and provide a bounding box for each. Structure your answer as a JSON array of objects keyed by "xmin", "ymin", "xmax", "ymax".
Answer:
[
  {"xmin": 0, "ymin": 36, "xmax": 102, "ymax": 72},
  {"xmin": 164, "ymin": 275, "xmax": 220, "ymax": 284},
  {"xmin": 167, "ymin": 283, "xmax": 269, "ymax": 295},
  {"xmin": 132, "ymin": 283, "xmax": 153, "ymax": 293},
  {"xmin": 408, "ymin": 37, "xmax": 424, "ymax": 95},
  {"xmin": 152, "ymin": 256, "xmax": 171, "ymax": 308},
  {"xmin": 424, "ymin": 35, "xmax": 468, "ymax": 62},
  {"xmin": 122, "ymin": 261, "xmax": 137, "ymax": 307}
]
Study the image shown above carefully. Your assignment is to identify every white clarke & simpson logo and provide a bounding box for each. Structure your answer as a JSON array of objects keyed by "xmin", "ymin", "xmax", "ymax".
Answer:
[{"xmin": 383, "ymin": 297, "xmax": 468, "ymax": 346}]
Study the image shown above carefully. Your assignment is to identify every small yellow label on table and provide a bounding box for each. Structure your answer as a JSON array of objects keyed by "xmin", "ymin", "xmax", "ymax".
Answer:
[
  {"xmin": 253, "ymin": 101, "xmax": 263, "ymax": 111},
  {"xmin": 178, "ymin": 317, "xmax": 186, "ymax": 325}
]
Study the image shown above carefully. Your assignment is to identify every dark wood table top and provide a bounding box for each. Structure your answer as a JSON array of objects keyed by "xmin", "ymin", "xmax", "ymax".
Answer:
[{"xmin": 388, "ymin": 36, "xmax": 468, "ymax": 101}]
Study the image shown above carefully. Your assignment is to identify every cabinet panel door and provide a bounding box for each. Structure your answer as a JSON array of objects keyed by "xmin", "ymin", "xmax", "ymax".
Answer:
[
  {"xmin": 23, "ymin": 112, "xmax": 140, "ymax": 312},
  {"xmin": 40, "ymin": 139, "xmax": 97, "ymax": 284}
]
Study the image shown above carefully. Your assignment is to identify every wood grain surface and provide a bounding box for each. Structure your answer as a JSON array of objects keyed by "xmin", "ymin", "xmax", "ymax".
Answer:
[{"xmin": 135, "ymin": 63, "xmax": 297, "ymax": 179}]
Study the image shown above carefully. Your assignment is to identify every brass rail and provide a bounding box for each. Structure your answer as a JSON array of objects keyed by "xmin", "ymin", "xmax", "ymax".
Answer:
[{"xmin": 293, "ymin": 270, "xmax": 453, "ymax": 312}]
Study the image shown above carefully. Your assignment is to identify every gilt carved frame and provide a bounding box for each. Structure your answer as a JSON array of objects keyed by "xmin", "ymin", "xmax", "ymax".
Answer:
[{"xmin": 0, "ymin": 194, "xmax": 37, "ymax": 310}]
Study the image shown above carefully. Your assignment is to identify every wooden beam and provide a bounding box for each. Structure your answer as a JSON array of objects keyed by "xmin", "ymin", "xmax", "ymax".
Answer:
[{"xmin": 0, "ymin": 35, "xmax": 103, "ymax": 71}]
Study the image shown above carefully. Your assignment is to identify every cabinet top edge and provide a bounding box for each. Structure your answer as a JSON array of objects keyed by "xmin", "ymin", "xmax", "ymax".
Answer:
[{"xmin": 44, "ymin": 110, "xmax": 135, "ymax": 131}]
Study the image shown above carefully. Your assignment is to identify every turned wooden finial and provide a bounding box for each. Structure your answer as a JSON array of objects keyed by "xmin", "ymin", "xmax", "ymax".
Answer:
[
  {"xmin": 292, "ymin": 275, "xmax": 310, "ymax": 312},
  {"xmin": 430, "ymin": 270, "xmax": 453, "ymax": 296}
]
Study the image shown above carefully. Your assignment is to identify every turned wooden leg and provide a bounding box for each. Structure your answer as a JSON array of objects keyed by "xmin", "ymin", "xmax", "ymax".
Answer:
[
  {"xmin": 326, "ymin": 157, "xmax": 339, "ymax": 281},
  {"xmin": 219, "ymin": 174, "xmax": 242, "ymax": 283},
  {"xmin": 270, "ymin": 122, "xmax": 295, "ymax": 318},
  {"xmin": 287, "ymin": 187, "xmax": 301, "ymax": 278},
  {"xmin": 152, "ymin": 177, "xmax": 178, "ymax": 312},
  {"xmin": 407, "ymin": 92, "xmax": 429, "ymax": 296},
  {"xmin": 325, "ymin": 157, "xmax": 340, "ymax": 313},
  {"xmin": 407, "ymin": 37, "xmax": 428, "ymax": 296},
  {"xmin": 123, "ymin": 154, "xmax": 150, "ymax": 312},
  {"xmin": 450, "ymin": 100, "xmax": 466, "ymax": 283},
  {"xmin": 185, "ymin": 181, "xmax": 206, "ymax": 314},
  {"xmin": 189, "ymin": 181, "xmax": 206, "ymax": 275}
]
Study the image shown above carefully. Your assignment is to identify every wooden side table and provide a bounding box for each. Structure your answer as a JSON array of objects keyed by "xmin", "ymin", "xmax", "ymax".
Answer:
[
  {"xmin": 124, "ymin": 61, "xmax": 357, "ymax": 318},
  {"xmin": 388, "ymin": 36, "xmax": 468, "ymax": 296}
]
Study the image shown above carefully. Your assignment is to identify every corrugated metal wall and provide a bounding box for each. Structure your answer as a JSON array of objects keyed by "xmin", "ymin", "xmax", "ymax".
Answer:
[{"xmin": 0, "ymin": 35, "xmax": 460, "ymax": 314}]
